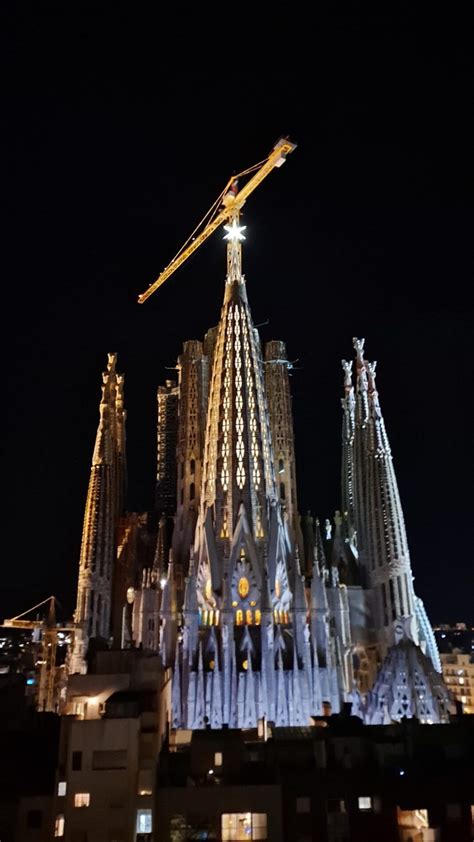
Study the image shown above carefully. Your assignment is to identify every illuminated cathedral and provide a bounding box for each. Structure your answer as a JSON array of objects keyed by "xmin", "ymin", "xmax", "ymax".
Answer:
[{"xmin": 69, "ymin": 212, "xmax": 451, "ymax": 728}]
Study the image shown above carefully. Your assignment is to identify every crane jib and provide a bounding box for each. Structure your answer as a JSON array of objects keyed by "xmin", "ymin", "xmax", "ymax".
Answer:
[{"xmin": 138, "ymin": 137, "xmax": 296, "ymax": 303}]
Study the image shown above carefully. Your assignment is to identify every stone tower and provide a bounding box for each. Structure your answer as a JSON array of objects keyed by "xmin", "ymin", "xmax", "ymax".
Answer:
[
  {"xmin": 341, "ymin": 338, "xmax": 441, "ymax": 670},
  {"xmin": 264, "ymin": 339, "xmax": 305, "ymax": 567},
  {"xmin": 69, "ymin": 353, "xmax": 126, "ymax": 673},
  {"xmin": 171, "ymin": 340, "xmax": 210, "ymax": 589}
]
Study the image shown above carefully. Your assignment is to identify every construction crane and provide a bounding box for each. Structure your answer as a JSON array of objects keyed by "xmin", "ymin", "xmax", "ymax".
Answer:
[
  {"xmin": 138, "ymin": 136, "xmax": 296, "ymax": 303},
  {"xmin": 1, "ymin": 596, "xmax": 75, "ymax": 712}
]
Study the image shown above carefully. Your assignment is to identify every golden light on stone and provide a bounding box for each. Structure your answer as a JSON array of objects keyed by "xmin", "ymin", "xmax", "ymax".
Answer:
[
  {"xmin": 242, "ymin": 659, "xmax": 248, "ymax": 670},
  {"xmin": 275, "ymin": 579, "xmax": 281, "ymax": 599},
  {"xmin": 205, "ymin": 578, "xmax": 213, "ymax": 601},
  {"xmin": 232, "ymin": 600, "xmax": 238, "ymax": 607},
  {"xmin": 238, "ymin": 577, "xmax": 250, "ymax": 598}
]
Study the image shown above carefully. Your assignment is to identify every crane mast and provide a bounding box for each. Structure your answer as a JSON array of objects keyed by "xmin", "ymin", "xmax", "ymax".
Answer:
[
  {"xmin": 138, "ymin": 136, "xmax": 296, "ymax": 303},
  {"xmin": 1, "ymin": 595, "xmax": 74, "ymax": 712}
]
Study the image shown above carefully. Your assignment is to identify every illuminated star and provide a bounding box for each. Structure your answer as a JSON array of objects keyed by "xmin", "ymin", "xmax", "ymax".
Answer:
[{"xmin": 223, "ymin": 219, "xmax": 246, "ymax": 242}]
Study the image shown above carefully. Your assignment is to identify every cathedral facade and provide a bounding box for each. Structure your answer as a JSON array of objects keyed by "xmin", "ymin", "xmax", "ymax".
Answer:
[{"xmin": 70, "ymin": 229, "xmax": 451, "ymax": 728}]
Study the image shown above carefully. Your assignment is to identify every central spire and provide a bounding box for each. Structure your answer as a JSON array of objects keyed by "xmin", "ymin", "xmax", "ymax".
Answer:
[
  {"xmin": 200, "ymin": 211, "xmax": 276, "ymax": 546},
  {"xmin": 224, "ymin": 210, "xmax": 246, "ymax": 284}
]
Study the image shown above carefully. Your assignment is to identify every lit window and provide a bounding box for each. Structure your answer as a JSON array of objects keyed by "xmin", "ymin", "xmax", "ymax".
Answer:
[
  {"xmin": 73, "ymin": 702, "xmax": 85, "ymax": 719},
  {"xmin": 221, "ymin": 812, "xmax": 267, "ymax": 840},
  {"xmin": 57, "ymin": 781, "xmax": 67, "ymax": 797},
  {"xmin": 397, "ymin": 807, "xmax": 428, "ymax": 827},
  {"xmin": 54, "ymin": 814, "xmax": 65, "ymax": 837},
  {"xmin": 137, "ymin": 769, "xmax": 153, "ymax": 796},
  {"xmin": 358, "ymin": 796, "xmax": 372, "ymax": 811},
  {"xmin": 296, "ymin": 797, "xmax": 310, "ymax": 813},
  {"xmin": 136, "ymin": 809, "xmax": 152, "ymax": 833},
  {"xmin": 215, "ymin": 752, "xmax": 223, "ymax": 766},
  {"xmin": 74, "ymin": 793, "xmax": 90, "ymax": 808}
]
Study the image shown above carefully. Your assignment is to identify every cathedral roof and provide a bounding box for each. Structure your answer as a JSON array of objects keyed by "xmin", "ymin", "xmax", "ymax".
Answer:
[{"xmin": 364, "ymin": 638, "xmax": 453, "ymax": 725}]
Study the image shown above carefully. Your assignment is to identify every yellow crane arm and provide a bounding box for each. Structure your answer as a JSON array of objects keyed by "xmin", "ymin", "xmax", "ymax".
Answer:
[{"xmin": 138, "ymin": 136, "xmax": 296, "ymax": 303}]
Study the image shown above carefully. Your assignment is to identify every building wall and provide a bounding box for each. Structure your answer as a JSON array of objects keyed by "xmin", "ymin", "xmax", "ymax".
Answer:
[
  {"xmin": 54, "ymin": 717, "xmax": 141, "ymax": 842},
  {"xmin": 54, "ymin": 651, "xmax": 171, "ymax": 841},
  {"xmin": 15, "ymin": 795, "xmax": 53, "ymax": 842},
  {"xmin": 157, "ymin": 720, "xmax": 474, "ymax": 842},
  {"xmin": 156, "ymin": 784, "xmax": 283, "ymax": 842},
  {"xmin": 441, "ymin": 652, "xmax": 474, "ymax": 714}
]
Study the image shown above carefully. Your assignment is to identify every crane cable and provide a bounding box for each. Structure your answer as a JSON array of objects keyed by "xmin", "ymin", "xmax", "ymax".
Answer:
[
  {"xmin": 165, "ymin": 158, "xmax": 267, "ymax": 269},
  {"xmin": 9, "ymin": 595, "xmax": 56, "ymax": 622}
]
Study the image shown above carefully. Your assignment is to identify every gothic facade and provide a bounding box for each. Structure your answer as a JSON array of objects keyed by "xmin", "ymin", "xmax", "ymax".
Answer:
[{"xmin": 69, "ymin": 240, "xmax": 450, "ymax": 726}]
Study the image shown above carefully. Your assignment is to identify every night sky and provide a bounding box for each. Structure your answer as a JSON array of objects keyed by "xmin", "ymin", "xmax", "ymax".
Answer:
[{"xmin": 5, "ymin": 10, "xmax": 473, "ymax": 623}]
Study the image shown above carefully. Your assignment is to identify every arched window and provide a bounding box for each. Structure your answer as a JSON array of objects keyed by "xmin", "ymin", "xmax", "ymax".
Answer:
[
  {"xmin": 278, "ymin": 458, "xmax": 284, "ymax": 474},
  {"xmin": 236, "ymin": 609, "xmax": 244, "ymax": 626},
  {"xmin": 190, "ymin": 459, "xmax": 195, "ymax": 475},
  {"xmin": 280, "ymin": 482, "xmax": 286, "ymax": 500},
  {"xmin": 190, "ymin": 482, "xmax": 195, "ymax": 501}
]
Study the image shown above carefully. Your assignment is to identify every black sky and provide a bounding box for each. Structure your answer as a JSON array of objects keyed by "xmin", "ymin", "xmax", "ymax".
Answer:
[{"xmin": 4, "ymin": 9, "xmax": 473, "ymax": 623}]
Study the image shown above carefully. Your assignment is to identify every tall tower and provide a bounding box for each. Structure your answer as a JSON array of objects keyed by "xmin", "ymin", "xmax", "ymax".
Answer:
[
  {"xmin": 198, "ymin": 213, "xmax": 277, "ymax": 549},
  {"xmin": 168, "ymin": 212, "xmax": 342, "ymax": 728},
  {"xmin": 69, "ymin": 353, "xmax": 126, "ymax": 673},
  {"xmin": 264, "ymin": 340, "xmax": 304, "ymax": 565},
  {"xmin": 341, "ymin": 338, "xmax": 439, "ymax": 665},
  {"xmin": 156, "ymin": 379, "xmax": 179, "ymax": 517},
  {"xmin": 172, "ymin": 340, "xmax": 210, "ymax": 587}
]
